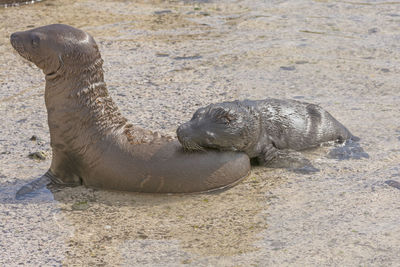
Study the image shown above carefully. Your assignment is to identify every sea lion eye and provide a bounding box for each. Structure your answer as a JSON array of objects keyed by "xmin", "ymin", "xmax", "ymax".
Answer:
[
  {"xmin": 220, "ymin": 112, "xmax": 236, "ymax": 124},
  {"xmin": 221, "ymin": 114, "xmax": 235, "ymax": 124},
  {"xmin": 31, "ymin": 35, "xmax": 40, "ymax": 48}
]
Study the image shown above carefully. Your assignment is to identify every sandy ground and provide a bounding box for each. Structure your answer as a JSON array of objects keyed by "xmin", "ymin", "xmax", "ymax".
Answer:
[{"xmin": 1, "ymin": 0, "xmax": 400, "ymax": 266}]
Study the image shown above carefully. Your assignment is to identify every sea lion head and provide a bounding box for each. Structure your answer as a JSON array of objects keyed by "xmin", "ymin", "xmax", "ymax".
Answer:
[
  {"xmin": 177, "ymin": 101, "xmax": 260, "ymax": 152},
  {"xmin": 10, "ymin": 24, "xmax": 100, "ymax": 79}
]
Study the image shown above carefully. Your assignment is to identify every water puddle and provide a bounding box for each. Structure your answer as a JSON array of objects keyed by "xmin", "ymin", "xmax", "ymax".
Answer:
[{"xmin": 4, "ymin": 168, "xmax": 279, "ymax": 265}]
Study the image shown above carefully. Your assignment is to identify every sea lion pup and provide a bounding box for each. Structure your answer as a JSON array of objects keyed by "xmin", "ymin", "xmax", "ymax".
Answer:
[
  {"xmin": 177, "ymin": 99, "xmax": 361, "ymax": 170},
  {"xmin": 10, "ymin": 24, "xmax": 250, "ymax": 198}
]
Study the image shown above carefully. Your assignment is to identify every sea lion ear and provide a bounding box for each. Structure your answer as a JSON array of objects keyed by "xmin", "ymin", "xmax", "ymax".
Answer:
[
  {"xmin": 43, "ymin": 53, "xmax": 64, "ymax": 78},
  {"xmin": 31, "ymin": 34, "xmax": 40, "ymax": 48}
]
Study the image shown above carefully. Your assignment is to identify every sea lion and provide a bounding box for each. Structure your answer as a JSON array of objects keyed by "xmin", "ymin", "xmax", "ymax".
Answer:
[
  {"xmin": 177, "ymin": 99, "xmax": 360, "ymax": 170},
  {"xmin": 10, "ymin": 24, "xmax": 250, "ymax": 198}
]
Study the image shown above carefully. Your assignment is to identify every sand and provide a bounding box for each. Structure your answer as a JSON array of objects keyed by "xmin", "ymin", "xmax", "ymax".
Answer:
[{"xmin": 1, "ymin": 0, "xmax": 400, "ymax": 266}]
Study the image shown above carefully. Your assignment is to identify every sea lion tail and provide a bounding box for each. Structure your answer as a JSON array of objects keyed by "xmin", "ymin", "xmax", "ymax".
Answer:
[
  {"xmin": 16, "ymin": 172, "xmax": 53, "ymax": 200},
  {"xmin": 350, "ymin": 135, "xmax": 360, "ymax": 142}
]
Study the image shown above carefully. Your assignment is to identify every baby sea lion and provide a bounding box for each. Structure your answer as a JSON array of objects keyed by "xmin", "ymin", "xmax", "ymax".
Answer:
[
  {"xmin": 10, "ymin": 24, "xmax": 250, "ymax": 198},
  {"xmin": 177, "ymin": 99, "xmax": 362, "ymax": 171}
]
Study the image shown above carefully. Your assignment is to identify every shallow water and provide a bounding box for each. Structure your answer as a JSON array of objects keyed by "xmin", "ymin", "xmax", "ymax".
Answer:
[{"xmin": 1, "ymin": 0, "xmax": 400, "ymax": 265}]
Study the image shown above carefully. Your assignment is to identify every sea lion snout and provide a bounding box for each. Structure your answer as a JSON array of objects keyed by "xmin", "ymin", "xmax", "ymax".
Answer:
[
  {"xmin": 176, "ymin": 122, "xmax": 189, "ymax": 140},
  {"xmin": 10, "ymin": 29, "xmax": 44, "ymax": 68},
  {"xmin": 176, "ymin": 122, "xmax": 206, "ymax": 151},
  {"xmin": 176, "ymin": 121, "xmax": 206, "ymax": 141},
  {"xmin": 10, "ymin": 32, "xmax": 19, "ymax": 44},
  {"xmin": 176, "ymin": 123, "xmax": 193, "ymax": 143},
  {"xmin": 10, "ymin": 32, "xmax": 25, "ymax": 56}
]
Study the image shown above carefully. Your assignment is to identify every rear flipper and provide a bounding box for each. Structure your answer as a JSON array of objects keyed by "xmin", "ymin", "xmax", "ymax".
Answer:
[
  {"xmin": 258, "ymin": 144, "xmax": 319, "ymax": 174},
  {"xmin": 16, "ymin": 171, "xmax": 54, "ymax": 200},
  {"xmin": 327, "ymin": 139, "xmax": 369, "ymax": 160}
]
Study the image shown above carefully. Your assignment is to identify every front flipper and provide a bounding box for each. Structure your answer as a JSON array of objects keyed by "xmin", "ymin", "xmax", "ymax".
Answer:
[
  {"xmin": 258, "ymin": 144, "xmax": 319, "ymax": 173},
  {"xmin": 16, "ymin": 171, "xmax": 54, "ymax": 200}
]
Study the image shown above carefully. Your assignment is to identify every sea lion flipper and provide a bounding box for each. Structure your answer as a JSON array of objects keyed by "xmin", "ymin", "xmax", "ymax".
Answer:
[
  {"xmin": 259, "ymin": 145, "xmax": 318, "ymax": 173},
  {"xmin": 16, "ymin": 172, "xmax": 52, "ymax": 200}
]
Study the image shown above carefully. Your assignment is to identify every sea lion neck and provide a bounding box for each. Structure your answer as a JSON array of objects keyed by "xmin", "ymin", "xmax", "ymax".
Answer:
[
  {"xmin": 44, "ymin": 55, "xmax": 129, "ymax": 152},
  {"xmin": 45, "ymin": 55, "xmax": 104, "ymax": 89}
]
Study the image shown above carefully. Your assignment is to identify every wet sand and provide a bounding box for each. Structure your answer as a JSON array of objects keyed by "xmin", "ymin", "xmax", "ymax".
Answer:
[{"xmin": 1, "ymin": 0, "xmax": 400, "ymax": 265}]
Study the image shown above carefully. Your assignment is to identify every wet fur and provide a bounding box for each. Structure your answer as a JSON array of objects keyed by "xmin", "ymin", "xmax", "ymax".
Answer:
[{"xmin": 177, "ymin": 99, "xmax": 357, "ymax": 167}]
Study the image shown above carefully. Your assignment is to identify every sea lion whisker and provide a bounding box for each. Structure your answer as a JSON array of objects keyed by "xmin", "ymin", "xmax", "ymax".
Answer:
[
  {"xmin": 180, "ymin": 139, "xmax": 205, "ymax": 152},
  {"xmin": 191, "ymin": 142, "xmax": 206, "ymax": 152}
]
